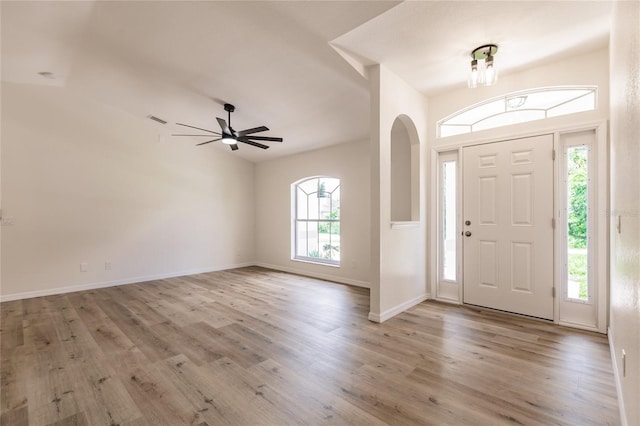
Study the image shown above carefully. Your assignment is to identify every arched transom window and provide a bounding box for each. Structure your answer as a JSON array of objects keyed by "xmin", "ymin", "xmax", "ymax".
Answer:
[
  {"xmin": 438, "ymin": 86, "xmax": 597, "ymax": 138},
  {"xmin": 293, "ymin": 177, "xmax": 340, "ymax": 265}
]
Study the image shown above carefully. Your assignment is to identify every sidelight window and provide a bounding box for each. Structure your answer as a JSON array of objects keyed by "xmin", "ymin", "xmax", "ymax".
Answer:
[
  {"xmin": 438, "ymin": 152, "xmax": 458, "ymax": 283},
  {"xmin": 565, "ymin": 145, "xmax": 591, "ymax": 302}
]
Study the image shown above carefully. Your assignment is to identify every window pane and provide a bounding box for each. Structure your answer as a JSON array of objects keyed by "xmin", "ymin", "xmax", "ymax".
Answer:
[
  {"xmin": 298, "ymin": 178, "xmax": 317, "ymax": 194},
  {"xmin": 296, "ymin": 221, "xmax": 308, "ymax": 257},
  {"xmin": 297, "ymin": 187, "xmax": 308, "ymax": 219},
  {"xmin": 319, "ymin": 196, "xmax": 332, "ymax": 219},
  {"xmin": 566, "ymin": 146, "xmax": 588, "ymax": 301},
  {"xmin": 320, "ymin": 177, "xmax": 340, "ymax": 193},
  {"xmin": 308, "ymin": 221, "xmax": 319, "ymax": 258},
  {"xmin": 440, "ymin": 125, "xmax": 471, "ymax": 138},
  {"xmin": 330, "ymin": 223, "xmax": 341, "ymax": 261},
  {"xmin": 446, "ymin": 99, "xmax": 504, "ymax": 125},
  {"xmin": 318, "ymin": 221, "xmax": 332, "ymax": 260},
  {"xmin": 331, "ymin": 187, "xmax": 340, "ymax": 219},
  {"xmin": 473, "ymin": 109, "xmax": 545, "ymax": 132},
  {"xmin": 308, "ymin": 191, "xmax": 319, "ymax": 220},
  {"xmin": 442, "ymin": 161, "xmax": 456, "ymax": 281},
  {"xmin": 548, "ymin": 92, "xmax": 595, "ymax": 118},
  {"xmin": 522, "ymin": 89, "xmax": 591, "ymax": 110}
]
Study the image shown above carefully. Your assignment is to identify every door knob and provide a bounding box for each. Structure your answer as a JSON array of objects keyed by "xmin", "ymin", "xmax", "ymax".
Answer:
[{"xmin": 465, "ymin": 231, "xmax": 472, "ymax": 237}]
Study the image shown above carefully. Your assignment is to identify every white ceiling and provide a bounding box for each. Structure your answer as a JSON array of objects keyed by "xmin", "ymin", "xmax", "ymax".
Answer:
[{"xmin": 1, "ymin": 1, "xmax": 612, "ymax": 162}]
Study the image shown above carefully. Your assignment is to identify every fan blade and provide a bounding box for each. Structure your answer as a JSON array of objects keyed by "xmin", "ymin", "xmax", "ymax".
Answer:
[
  {"xmin": 196, "ymin": 138, "xmax": 222, "ymax": 146},
  {"xmin": 241, "ymin": 135, "xmax": 283, "ymax": 142},
  {"xmin": 172, "ymin": 134, "xmax": 221, "ymax": 137},
  {"xmin": 238, "ymin": 126, "xmax": 269, "ymax": 136},
  {"xmin": 176, "ymin": 123, "xmax": 221, "ymax": 134},
  {"xmin": 230, "ymin": 144, "xmax": 239, "ymax": 151},
  {"xmin": 238, "ymin": 139, "xmax": 269, "ymax": 149},
  {"xmin": 216, "ymin": 117, "xmax": 229, "ymax": 131}
]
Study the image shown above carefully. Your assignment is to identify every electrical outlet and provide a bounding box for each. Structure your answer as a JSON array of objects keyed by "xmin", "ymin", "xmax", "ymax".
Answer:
[
  {"xmin": 622, "ymin": 349, "xmax": 626, "ymax": 377},
  {"xmin": 105, "ymin": 261, "xmax": 112, "ymax": 271},
  {"xmin": 80, "ymin": 262, "xmax": 88, "ymax": 272}
]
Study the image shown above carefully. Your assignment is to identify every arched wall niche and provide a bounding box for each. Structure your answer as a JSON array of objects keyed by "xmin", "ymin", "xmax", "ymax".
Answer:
[{"xmin": 390, "ymin": 114, "xmax": 420, "ymax": 222}]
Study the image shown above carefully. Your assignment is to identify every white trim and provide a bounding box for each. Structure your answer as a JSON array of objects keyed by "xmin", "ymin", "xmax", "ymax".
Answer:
[
  {"xmin": 436, "ymin": 150, "xmax": 460, "ymax": 302},
  {"xmin": 434, "ymin": 296, "xmax": 461, "ymax": 305},
  {"xmin": 368, "ymin": 292, "xmax": 430, "ymax": 323},
  {"xmin": 255, "ymin": 262, "xmax": 369, "ymax": 289},
  {"xmin": 558, "ymin": 320, "xmax": 600, "ymax": 333},
  {"xmin": 432, "ymin": 118, "xmax": 605, "ymax": 152},
  {"xmin": 291, "ymin": 257, "xmax": 340, "ymax": 268},
  {"xmin": 608, "ymin": 327, "xmax": 628, "ymax": 426},
  {"xmin": 555, "ymin": 122, "xmax": 608, "ymax": 333},
  {"xmin": 390, "ymin": 221, "xmax": 419, "ymax": 229},
  {"xmin": 0, "ymin": 262, "xmax": 254, "ymax": 302}
]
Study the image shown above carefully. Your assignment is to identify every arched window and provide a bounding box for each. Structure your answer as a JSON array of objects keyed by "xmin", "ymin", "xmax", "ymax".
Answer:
[
  {"xmin": 438, "ymin": 86, "xmax": 597, "ymax": 138},
  {"xmin": 293, "ymin": 177, "xmax": 340, "ymax": 265}
]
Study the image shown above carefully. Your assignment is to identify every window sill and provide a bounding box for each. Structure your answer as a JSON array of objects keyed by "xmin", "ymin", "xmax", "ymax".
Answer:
[
  {"xmin": 292, "ymin": 257, "xmax": 340, "ymax": 268},
  {"xmin": 390, "ymin": 221, "xmax": 420, "ymax": 229}
]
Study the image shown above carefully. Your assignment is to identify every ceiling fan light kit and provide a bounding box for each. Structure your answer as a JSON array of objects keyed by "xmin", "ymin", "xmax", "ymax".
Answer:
[
  {"xmin": 173, "ymin": 103, "xmax": 283, "ymax": 151},
  {"xmin": 468, "ymin": 44, "xmax": 498, "ymax": 88}
]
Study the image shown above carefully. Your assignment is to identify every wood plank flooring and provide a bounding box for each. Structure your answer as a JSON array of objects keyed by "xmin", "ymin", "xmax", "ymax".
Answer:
[{"xmin": 1, "ymin": 267, "xmax": 619, "ymax": 425}]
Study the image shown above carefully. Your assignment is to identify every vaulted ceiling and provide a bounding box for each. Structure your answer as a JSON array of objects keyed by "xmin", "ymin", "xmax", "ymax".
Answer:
[{"xmin": 1, "ymin": 1, "xmax": 612, "ymax": 162}]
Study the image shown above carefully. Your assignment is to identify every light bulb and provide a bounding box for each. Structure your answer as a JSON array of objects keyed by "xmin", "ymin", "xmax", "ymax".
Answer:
[
  {"xmin": 484, "ymin": 54, "xmax": 496, "ymax": 86},
  {"xmin": 468, "ymin": 59, "xmax": 479, "ymax": 88},
  {"xmin": 222, "ymin": 136, "xmax": 236, "ymax": 145}
]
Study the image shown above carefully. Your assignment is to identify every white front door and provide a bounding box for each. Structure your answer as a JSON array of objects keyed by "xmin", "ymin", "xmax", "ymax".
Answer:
[{"xmin": 462, "ymin": 134, "xmax": 554, "ymax": 319}]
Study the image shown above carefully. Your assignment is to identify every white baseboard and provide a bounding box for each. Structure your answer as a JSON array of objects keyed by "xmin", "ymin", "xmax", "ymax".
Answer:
[
  {"xmin": 368, "ymin": 292, "xmax": 430, "ymax": 323},
  {"xmin": 0, "ymin": 262, "xmax": 254, "ymax": 302},
  {"xmin": 254, "ymin": 262, "xmax": 370, "ymax": 289},
  {"xmin": 608, "ymin": 327, "xmax": 628, "ymax": 426}
]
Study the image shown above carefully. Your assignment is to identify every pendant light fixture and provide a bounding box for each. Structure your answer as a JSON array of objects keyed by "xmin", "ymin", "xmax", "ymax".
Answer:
[{"xmin": 468, "ymin": 44, "xmax": 498, "ymax": 88}]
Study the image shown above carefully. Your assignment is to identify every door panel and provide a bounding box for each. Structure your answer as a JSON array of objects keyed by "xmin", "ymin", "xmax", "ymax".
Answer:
[{"xmin": 463, "ymin": 135, "xmax": 554, "ymax": 319}]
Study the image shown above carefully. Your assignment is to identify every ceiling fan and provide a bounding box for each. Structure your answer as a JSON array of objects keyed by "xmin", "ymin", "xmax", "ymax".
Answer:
[{"xmin": 173, "ymin": 103, "xmax": 283, "ymax": 151}]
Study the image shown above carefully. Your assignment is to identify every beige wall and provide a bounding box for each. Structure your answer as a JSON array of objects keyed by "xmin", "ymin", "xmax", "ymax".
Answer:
[
  {"xmin": 1, "ymin": 82, "xmax": 255, "ymax": 300},
  {"xmin": 369, "ymin": 65, "xmax": 429, "ymax": 322},
  {"xmin": 609, "ymin": 1, "xmax": 640, "ymax": 424},
  {"xmin": 254, "ymin": 140, "xmax": 370, "ymax": 287}
]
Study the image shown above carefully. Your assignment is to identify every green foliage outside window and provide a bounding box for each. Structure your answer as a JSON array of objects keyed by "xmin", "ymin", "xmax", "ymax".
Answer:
[
  {"xmin": 567, "ymin": 148, "xmax": 587, "ymax": 249},
  {"xmin": 567, "ymin": 146, "xmax": 588, "ymax": 300},
  {"xmin": 318, "ymin": 209, "xmax": 340, "ymax": 234}
]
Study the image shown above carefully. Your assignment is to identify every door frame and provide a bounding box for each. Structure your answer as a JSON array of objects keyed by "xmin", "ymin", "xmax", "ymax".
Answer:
[{"xmin": 429, "ymin": 120, "xmax": 608, "ymax": 332}]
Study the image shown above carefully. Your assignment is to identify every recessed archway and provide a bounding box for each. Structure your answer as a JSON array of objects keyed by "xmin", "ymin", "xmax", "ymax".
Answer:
[{"xmin": 390, "ymin": 114, "xmax": 420, "ymax": 222}]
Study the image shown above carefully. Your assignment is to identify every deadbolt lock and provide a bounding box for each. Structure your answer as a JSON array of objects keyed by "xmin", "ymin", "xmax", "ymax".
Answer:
[{"xmin": 465, "ymin": 220, "xmax": 471, "ymax": 226}]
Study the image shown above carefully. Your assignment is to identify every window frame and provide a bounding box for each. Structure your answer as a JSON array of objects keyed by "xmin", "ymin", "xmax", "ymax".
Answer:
[
  {"xmin": 436, "ymin": 150, "xmax": 460, "ymax": 302},
  {"xmin": 561, "ymin": 142, "xmax": 594, "ymax": 305},
  {"xmin": 292, "ymin": 176, "xmax": 341, "ymax": 266},
  {"xmin": 438, "ymin": 86, "xmax": 597, "ymax": 138}
]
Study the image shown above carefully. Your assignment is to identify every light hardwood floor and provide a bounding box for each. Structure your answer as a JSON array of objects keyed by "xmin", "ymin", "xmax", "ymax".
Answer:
[{"xmin": 1, "ymin": 267, "xmax": 619, "ymax": 425}]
